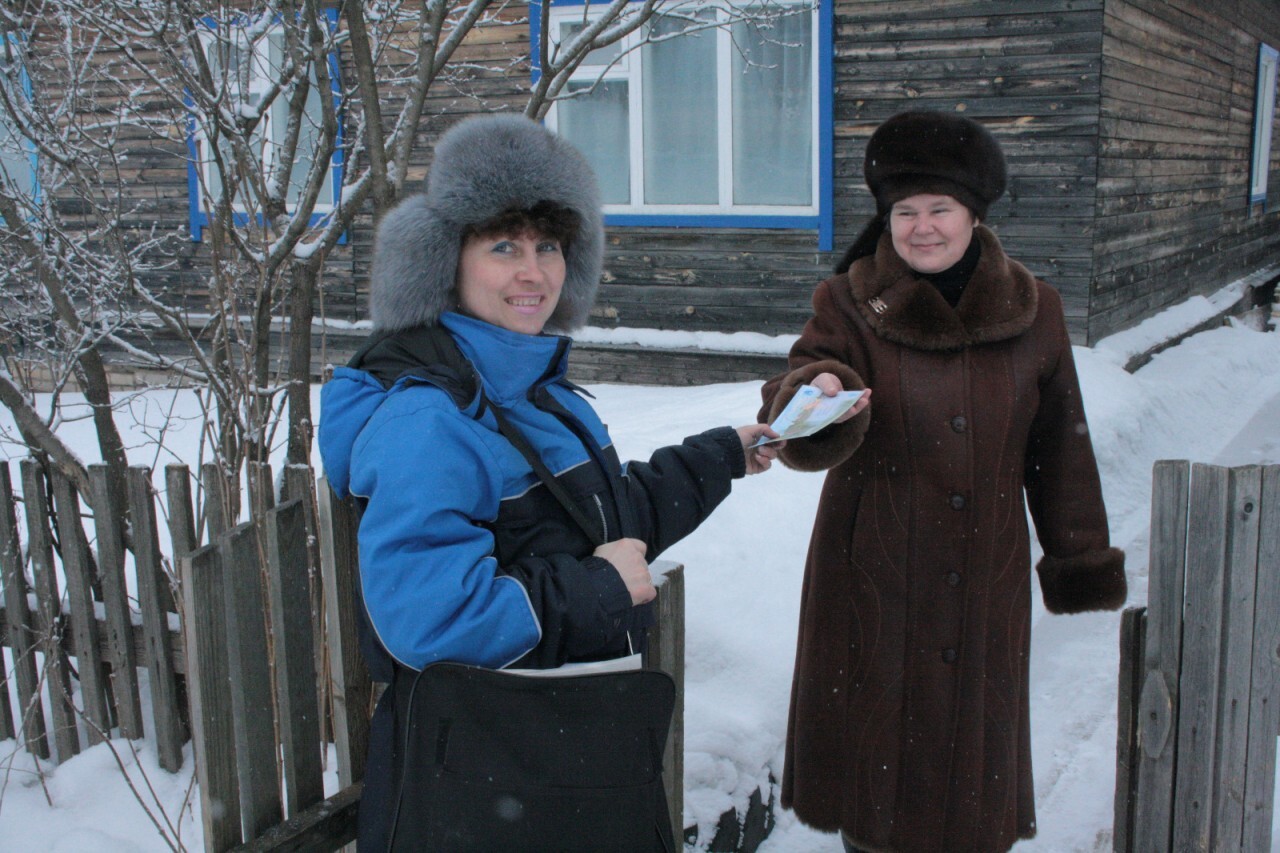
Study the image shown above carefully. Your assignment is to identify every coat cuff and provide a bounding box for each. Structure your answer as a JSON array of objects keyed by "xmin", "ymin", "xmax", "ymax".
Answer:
[
  {"xmin": 1037, "ymin": 547, "xmax": 1127, "ymax": 614},
  {"xmin": 767, "ymin": 360, "xmax": 870, "ymax": 472}
]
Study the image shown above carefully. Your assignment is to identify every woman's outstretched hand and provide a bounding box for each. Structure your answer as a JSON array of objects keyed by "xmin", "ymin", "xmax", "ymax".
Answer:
[{"xmin": 810, "ymin": 373, "xmax": 872, "ymax": 423}]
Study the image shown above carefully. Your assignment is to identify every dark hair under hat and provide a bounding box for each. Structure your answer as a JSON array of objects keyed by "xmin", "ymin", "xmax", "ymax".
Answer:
[{"xmin": 836, "ymin": 110, "xmax": 1007, "ymax": 274}]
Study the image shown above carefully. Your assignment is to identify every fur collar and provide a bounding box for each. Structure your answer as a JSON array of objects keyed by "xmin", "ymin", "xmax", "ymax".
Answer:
[{"xmin": 847, "ymin": 225, "xmax": 1038, "ymax": 351}]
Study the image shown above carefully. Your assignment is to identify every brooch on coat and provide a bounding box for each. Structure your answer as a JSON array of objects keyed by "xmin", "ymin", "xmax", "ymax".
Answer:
[{"xmin": 868, "ymin": 296, "xmax": 888, "ymax": 315}]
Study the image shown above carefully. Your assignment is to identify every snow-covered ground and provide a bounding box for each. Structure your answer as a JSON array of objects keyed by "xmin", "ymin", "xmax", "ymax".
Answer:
[{"xmin": 0, "ymin": 303, "xmax": 1278, "ymax": 851}]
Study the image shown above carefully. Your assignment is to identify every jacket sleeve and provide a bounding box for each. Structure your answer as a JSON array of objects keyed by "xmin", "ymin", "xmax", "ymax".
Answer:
[
  {"xmin": 759, "ymin": 279, "xmax": 872, "ymax": 472},
  {"xmin": 1024, "ymin": 288, "xmax": 1127, "ymax": 614},
  {"xmin": 351, "ymin": 398, "xmax": 633, "ymax": 670},
  {"xmin": 620, "ymin": 426, "xmax": 746, "ymax": 560}
]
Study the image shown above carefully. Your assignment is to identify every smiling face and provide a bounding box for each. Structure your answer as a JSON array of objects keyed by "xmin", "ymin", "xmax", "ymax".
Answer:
[
  {"xmin": 888, "ymin": 193, "xmax": 977, "ymax": 274},
  {"xmin": 455, "ymin": 230, "xmax": 566, "ymax": 335}
]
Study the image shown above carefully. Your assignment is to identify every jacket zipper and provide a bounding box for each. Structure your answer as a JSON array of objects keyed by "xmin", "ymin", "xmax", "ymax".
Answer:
[{"xmin": 592, "ymin": 493, "xmax": 609, "ymax": 542}]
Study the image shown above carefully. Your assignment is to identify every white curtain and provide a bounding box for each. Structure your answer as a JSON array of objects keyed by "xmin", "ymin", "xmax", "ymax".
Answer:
[
  {"xmin": 732, "ymin": 10, "xmax": 812, "ymax": 206},
  {"xmin": 559, "ymin": 80, "xmax": 632, "ymax": 204},
  {"xmin": 642, "ymin": 14, "xmax": 718, "ymax": 204}
]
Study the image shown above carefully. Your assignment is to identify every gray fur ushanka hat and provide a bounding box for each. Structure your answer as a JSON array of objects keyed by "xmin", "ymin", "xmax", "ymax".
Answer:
[{"xmin": 369, "ymin": 114, "xmax": 604, "ymax": 334}]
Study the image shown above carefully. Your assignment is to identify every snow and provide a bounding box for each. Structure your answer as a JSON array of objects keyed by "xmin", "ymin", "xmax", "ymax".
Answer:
[{"xmin": 1, "ymin": 316, "xmax": 1278, "ymax": 851}]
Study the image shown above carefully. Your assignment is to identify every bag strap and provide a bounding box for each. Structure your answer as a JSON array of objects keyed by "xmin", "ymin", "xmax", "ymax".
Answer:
[
  {"xmin": 487, "ymin": 395, "xmax": 606, "ymax": 549},
  {"xmin": 352, "ymin": 325, "xmax": 607, "ymax": 551}
]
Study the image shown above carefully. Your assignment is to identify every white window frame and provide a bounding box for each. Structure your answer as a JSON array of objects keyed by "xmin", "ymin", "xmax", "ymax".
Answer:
[
  {"xmin": 1249, "ymin": 42, "xmax": 1278, "ymax": 205},
  {"xmin": 544, "ymin": 0, "xmax": 821, "ymax": 220},
  {"xmin": 187, "ymin": 12, "xmax": 342, "ymax": 240}
]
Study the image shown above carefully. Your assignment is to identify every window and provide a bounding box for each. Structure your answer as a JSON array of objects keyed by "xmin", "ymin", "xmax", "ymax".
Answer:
[
  {"xmin": 1250, "ymin": 43, "xmax": 1278, "ymax": 205},
  {"xmin": 538, "ymin": 0, "xmax": 833, "ymax": 249},
  {"xmin": 187, "ymin": 12, "xmax": 342, "ymax": 241},
  {"xmin": 0, "ymin": 35, "xmax": 38, "ymax": 216}
]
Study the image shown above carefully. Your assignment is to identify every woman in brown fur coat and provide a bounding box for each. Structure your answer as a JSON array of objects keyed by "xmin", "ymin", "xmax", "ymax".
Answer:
[{"xmin": 759, "ymin": 111, "xmax": 1127, "ymax": 853}]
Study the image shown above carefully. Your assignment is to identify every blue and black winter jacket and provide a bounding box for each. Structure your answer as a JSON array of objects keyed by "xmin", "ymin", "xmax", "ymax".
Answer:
[{"xmin": 318, "ymin": 312, "xmax": 745, "ymax": 674}]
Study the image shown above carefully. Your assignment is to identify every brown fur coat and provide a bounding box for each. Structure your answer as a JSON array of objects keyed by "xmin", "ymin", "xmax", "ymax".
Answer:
[{"xmin": 760, "ymin": 226, "xmax": 1125, "ymax": 852}]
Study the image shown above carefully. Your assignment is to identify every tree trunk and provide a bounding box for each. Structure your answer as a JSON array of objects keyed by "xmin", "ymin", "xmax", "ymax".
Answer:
[{"xmin": 287, "ymin": 260, "xmax": 319, "ymax": 467}]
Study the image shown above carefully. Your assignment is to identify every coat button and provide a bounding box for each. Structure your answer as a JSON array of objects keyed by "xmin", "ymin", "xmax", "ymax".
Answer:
[
  {"xmin": 946, "ymin": 572, "xmax": 961, "ymax": 587},
  {"xmin": 950, "ymin": 415, "xmax": 968, "ymax": 433},
  {"xmin": 941, "ymin": 648, "xmax": 958, "ymax": 663},
  {"xmin": 949, "ymin": 493, "xmax": 966, "ymax": 510}
]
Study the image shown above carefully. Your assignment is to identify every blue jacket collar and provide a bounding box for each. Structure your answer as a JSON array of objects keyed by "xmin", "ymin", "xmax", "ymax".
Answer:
[{"xmin": 440, "ymin": 312, "xmax": 571, "ymax": 406}]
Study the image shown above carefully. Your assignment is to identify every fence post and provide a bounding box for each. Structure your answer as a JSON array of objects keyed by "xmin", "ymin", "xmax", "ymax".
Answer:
[
  {"xmin": 49, "ymin": 468, "xmax": 112, "ymax": 745},
  {"xmin": 646, "ymin": 560, "xmax": 685, "ymax": 846},
  {"xmin": 0, "ymin": 462, "xmax": 45, "ymax": 757},
  {"xmin": 1122, "ymin": 462, "xmax": 1280, "ymax": 852},
  {"xmin": 21, "ymin": 459, "xmax": 79, "ymax": 762},
  {"xmin": 1243, "ymin": 464, "xmax": 1280, "ymax": 850},
  {"xmin": 166, "ymin": 464, "xmax": 198, "ymax": 557},
  {"xmin": 221, "ymin": 520, "xmax": 284, "ymax": 840},
  {"xmin": 316, "ymin": 479, "xmax": 371, "ymax": 788},
  {"xmin": 1132, "ymin": 459, "xmax": 1190, "ymax": 853},
  {"xmin": 1171, "ymin": 464, "xmax": 1231, "ymax": 849},
  {"xmin": 283, "ymin": 463, "xmax": 331, "ymax": 747},
  {"xmin": 128, "ymin": 465, "xmax": 186, "ymax": 772},
  {"xmin": 265, "ymin": 499, "xmax": 325, "ymax": 816},
  {"xmin": 1114, "ymin": 605, "xmax": 1146, "ymax": 853},
  {"xmin": 1210, "ymin": 465, "xmax": 1263, "ymax": 850},
  {"xmin": 89, "ymin": 464, "xmax": 144, "ymax": 740},
  {"xmin": 181, "ymin": 540, "xmax": 242, "ymax": 852}
]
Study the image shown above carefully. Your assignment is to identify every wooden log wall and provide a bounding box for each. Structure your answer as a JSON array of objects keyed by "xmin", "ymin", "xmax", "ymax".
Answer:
[
  {"xmin": 15, "ymin": 1, "xmax": 1280, "ymax": 384},
  {"xmin": 823, "ymin": 0, "xmax": 1106, "ymax": 340},
  {"xmin": 1091, "ymin": 0, "xmax": 1280, "ymax": 341}
]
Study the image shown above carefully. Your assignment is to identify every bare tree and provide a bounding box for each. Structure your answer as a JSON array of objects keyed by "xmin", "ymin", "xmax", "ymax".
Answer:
[{"xmin": 0, "ymin": 0, "xmax": 801, "ymax": 518}]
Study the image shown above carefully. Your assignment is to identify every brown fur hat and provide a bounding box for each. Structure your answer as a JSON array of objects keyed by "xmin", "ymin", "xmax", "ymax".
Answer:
[{"xmin": 864, "ymin": 110, "xmax": 1006, "ymax": 218}]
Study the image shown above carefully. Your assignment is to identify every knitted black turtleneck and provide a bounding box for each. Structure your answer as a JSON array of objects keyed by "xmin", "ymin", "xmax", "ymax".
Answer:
[{"xmin": 919, "ymin": 234, "xmax": 982, "ymax": 308}]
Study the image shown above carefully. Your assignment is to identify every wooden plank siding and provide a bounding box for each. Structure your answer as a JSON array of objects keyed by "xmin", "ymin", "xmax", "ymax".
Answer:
[
  {"xmin": 15, "ymin": 1, "xmax": 1280, "ymax": 387},
  {"xmin": 1090, "ymin": 0, "xmax": 1280, "ymax": 340}
]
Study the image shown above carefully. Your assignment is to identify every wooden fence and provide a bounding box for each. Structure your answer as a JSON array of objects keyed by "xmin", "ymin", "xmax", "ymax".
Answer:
[
  {"xmin": 0, "ymin": 458, "xmax": 687, "ymax": 851},
  {"xmin": 1114, "ymin": 461, "xmax": 1280, "ymax": 852}
]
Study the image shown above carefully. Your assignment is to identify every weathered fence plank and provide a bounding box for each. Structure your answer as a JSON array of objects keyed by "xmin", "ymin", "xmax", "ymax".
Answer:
[
  {"xmin": 181, "ymin": 541, "xmax": 243, "ymax": 852},
  {"xmin": 247, "ymin": 461, "xmax": 275, "ymax": 524},
  {"xmin": 166, "ymin": 463, "xmax": 198, "ymax": 558},
  {"xmin": 128, "ymin": 465, "xmax": 185, "ymax": 772},
  {"xmin": 1242, "ymin": 464, "xmax": 1280, "ymax": 851},
  {"xmin": 646, "ymin": 560, "xmax": 685, "ymax": 847},
  {"xmin": 1132, "ymin": 459, "xmax": 1189, "ymax": 853},
  {"xmin": 265, "ymin": 500, "xmax": 324, "ymax": 817},
  {"xmin": 1171, "ymin": 463, "xmax": 1230, "ymax": 849},
  {"xmin": 0, "ymin": 471, "xmax": 16, "ymax": 741},
  {"xmin": 49, "ymin": 469, "xmax": 112, "ymax": 745},
  {"xmin": 21, "ymin": 459, "xmax": 79, "ymax": 762},
  {"xmin": 315, "ymin": 479, "xmax": 370, "ymax": 788},
  {"xmin": 1210, "ymin": 465, "xmax": 1262, "ymax": 849},
  {"xmin": 202, "ymin": 462, "xmax": 235, "ymax": 540},
  {"xmin": 283, "ymin": 464, "xmax": 331, "ymax": 747},
  {"xmin": 0, "ymin": 462, "xmax": 43, "ymax": 755},
  {"xmin": 221, "ymin": 521, "xmax": 284, "ymax": 840},
  {"xmin": 1114, "ymin": 606, "xmax": 1146, "ymax": 853},
  {"xmin": 89, "ymin": 464, "xmax": 144, "ymax": 740},
  {"xmin": 1124, "ymin": 461, "xmax": 1280, "ymax": 851},
  {"xmin": 231, "ymin": 782, "xmax": 362, "ymax": 853}
]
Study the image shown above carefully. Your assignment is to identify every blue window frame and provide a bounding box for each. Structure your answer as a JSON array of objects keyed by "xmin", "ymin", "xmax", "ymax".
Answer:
[
  {"xmin": 534, "ymin": 0, "xmax": 834, "ymax": 250},
  {"xmin": 1249, "ymin": 43, "xmax": 1278, "ymax": 206},
  {"xmin": 0, "ymin": 34, "xmax": 39, "ymax": 217},
  {"xmin": 186, "ymin": 9, "xmax": 343, "ymax": 241}
]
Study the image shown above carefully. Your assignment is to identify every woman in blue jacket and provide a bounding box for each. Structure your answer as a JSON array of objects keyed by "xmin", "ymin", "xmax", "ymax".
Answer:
[{"xmin": 318, "ymin": 114, "xmax": 778, "ymax": 850}]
